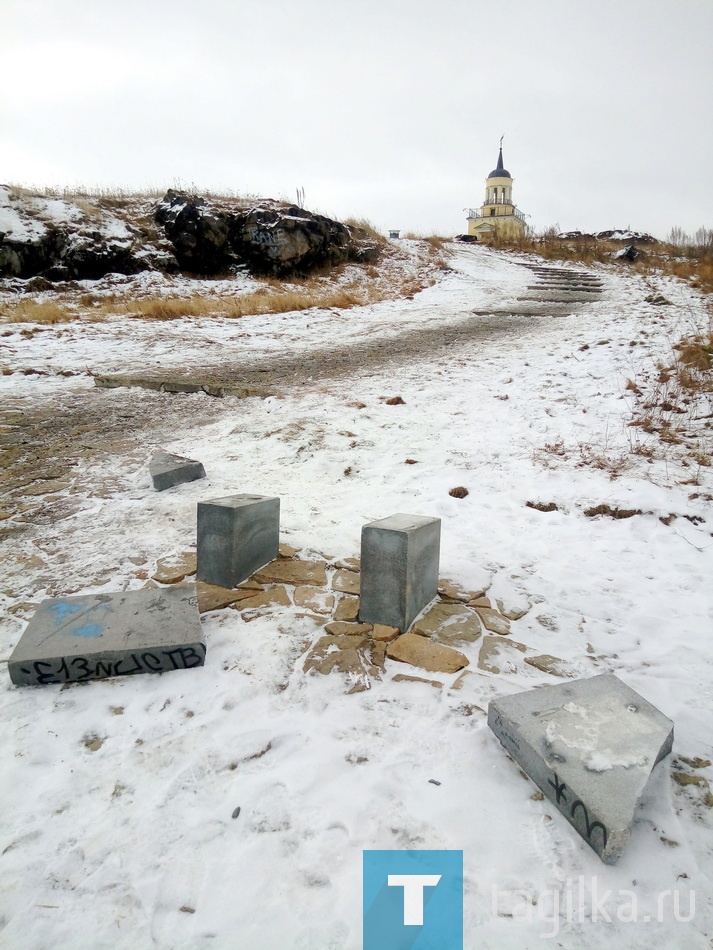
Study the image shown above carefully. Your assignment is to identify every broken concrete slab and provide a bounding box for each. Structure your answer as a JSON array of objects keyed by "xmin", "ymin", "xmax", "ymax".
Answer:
[
  {"xmin": 8, "ymin": 585, "xmax": 205, "ymax": 686},
  {"xmin": 197, "ymin": 494, "xmax": 280, "ymax": 589},
  {"xmin": 488, "ymin": 674, "xmax": 674, "ymax": 863},
  {"xmin": 386, "ymin": 632, "xmax": 468, "ymax": 674},
  {"xmin": 360, "ymin": 513, "xmax": 440, "ymax": 631},
  {"xmin": 150, "ymin": 450, "xmax": 206, "ymax": 491}
]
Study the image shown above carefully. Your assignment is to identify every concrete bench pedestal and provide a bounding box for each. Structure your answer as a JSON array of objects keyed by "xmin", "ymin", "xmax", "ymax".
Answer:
[
  {"xmin": 359, "ymin": 513, "xmax": 440, "ymax": 632},
  {"xmin": 197, "ymin": 494, "xmax": 280, "ymax": 589}
]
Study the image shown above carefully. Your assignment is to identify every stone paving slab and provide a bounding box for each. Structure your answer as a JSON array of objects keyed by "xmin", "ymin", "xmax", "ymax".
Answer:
[
  {"xmin": 386, "ymin": 632, "xmax": 468, "ymax": 674},
  {"xmin": 253, "ymin": 559, "xmax": 327, "ymax": 587},
  {"xmin": 411, "ymin": 602, "xmax": 482, "ymax": 645},
  {"xmin": 488, "ymin": 674, "xmax": 674, "ymax": 863},
  {"xmin": 8, "ymin": 585, "xmax": 204, "ymax": 686}
]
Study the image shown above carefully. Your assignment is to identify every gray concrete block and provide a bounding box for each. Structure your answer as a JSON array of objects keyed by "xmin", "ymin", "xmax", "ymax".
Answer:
[
  {"xmin": 359, "ymin": 513, "xmax": 440, "ymax": 632},
  {"xmin": 150, "ymin": 450, "xmax": 206, "ymax": 491},
  {"xmin": 8, "ymin": 585, "xmax": 205, "ymax": 687},
  {"xmin": 197, "ymin": 494, "xmax": 280, "ymax": 588},
  {"xmin": 488, "ymin": 674, "xmax": 674, "ymax": 863}
]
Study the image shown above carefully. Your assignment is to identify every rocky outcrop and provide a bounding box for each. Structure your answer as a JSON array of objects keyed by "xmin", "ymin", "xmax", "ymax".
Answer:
[
  {"xmin": 0, "ymin": 185, "xmax": 381, "ymax": 282},
  {"xmin": 0, "ymin": 186, "xmax": 178, "ymax": 281},
  {"xmin": 155, "ymin": 190, "xmax": 380, "ymax": 277}
]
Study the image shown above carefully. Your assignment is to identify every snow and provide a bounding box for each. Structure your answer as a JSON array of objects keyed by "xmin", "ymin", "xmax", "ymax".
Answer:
[
  {"xmin": 1, "ymin": 244, "xmax": 712, "ymax": 948},
  {"xmin": 0, "ymin": 188, "xmax": 139, "ymax": 256},
  {"xmin": 34, "ymin": 198, "xmax": 83, "ymax": 225},
  {"xmin": 0, "ymin": 186, "xmax": 46, "ymax": 242}
]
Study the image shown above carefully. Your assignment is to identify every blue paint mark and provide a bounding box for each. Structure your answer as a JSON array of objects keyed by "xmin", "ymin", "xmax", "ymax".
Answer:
[
  {"xmin": 74, "ymin": 624, "xmax": 104, "ymax": 639},
  {"xmin": 49, "ymin": 602, "xmax": 83, "ymax": 625}
]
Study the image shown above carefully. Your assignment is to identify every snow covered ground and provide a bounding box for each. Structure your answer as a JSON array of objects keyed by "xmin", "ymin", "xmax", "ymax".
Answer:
[{"xmin": 1, "ymin": 244, "xmax": 712, "ymax": 948}]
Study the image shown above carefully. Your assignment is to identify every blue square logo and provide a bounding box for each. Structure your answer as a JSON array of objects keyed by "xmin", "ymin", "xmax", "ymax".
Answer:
[{"xmin": 363, "ymin": 850, "xmax": 463, "ymax": 950}]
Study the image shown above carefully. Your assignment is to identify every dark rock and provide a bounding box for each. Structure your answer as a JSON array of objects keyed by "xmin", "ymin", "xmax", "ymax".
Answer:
[
  {"xmin": 155, "ymin": 191, "xmax": 380, "ymax": 277},
  {"xmin": 0, "ymin": 220, "xmax": 150, "ymax": 282},
  {"xmin": 612, "ymin": 244, "xmax": 641, "ymax": 262},
  {"xmin": 155, "ymin": 190, "xmax": 234, "ymax": 274},
  {"xmin": 229, "ymin": 205, "xmax": 356, "ymax": 276}
]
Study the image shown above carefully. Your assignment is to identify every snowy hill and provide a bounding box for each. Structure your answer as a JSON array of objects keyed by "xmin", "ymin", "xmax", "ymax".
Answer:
[{"xmin": 1, "ymin": 243, "xmax": 712, "ymax": 948}]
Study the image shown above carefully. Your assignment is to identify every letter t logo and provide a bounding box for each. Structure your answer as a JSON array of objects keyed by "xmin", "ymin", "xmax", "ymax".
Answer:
[
  {"xmin": 387, "ymin": 874, "xmax": 442, "ymax": 925},
  {"xmin": 363, "ymin": 850, "xmax": 463, "ymax": 949}
]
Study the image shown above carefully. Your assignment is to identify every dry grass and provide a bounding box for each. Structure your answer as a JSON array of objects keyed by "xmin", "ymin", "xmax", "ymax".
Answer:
[
  {"xmin": 402, "ymin": 232, "xmax": 450, "ymax": 249},
  {"xmin": 116, "ymin": 284, "xmax": 374, "ymax": 320},
  {"xmin": 676, "ymin": 332, "xmax": 713, "ymax": 374},
  {"xmin": 0, "ymin": 300, "xmax": 76, "ymax": 324},
  {"xmin": 342, "ymin": 217, "xmax": 387, "ymax": 244},
  {"xmin": 7, "ymin": 182, "xmax": 262, "ymax": 207},
  {"xmin": 625, "ymin": 317, "xmax": 713, "ymax": 469},
  {"xmin": 0, "ymin": 285, "xmax": 375, "ymax": 324},
  {"xmin": 401, "ymin": 234, "xmax": 452, "ymax": 272}
]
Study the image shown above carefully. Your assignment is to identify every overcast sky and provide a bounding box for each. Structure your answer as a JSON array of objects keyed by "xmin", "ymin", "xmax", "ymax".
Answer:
[{"xmin": 3, "ymin": 0, "xmax": 712, "ymax": 239}]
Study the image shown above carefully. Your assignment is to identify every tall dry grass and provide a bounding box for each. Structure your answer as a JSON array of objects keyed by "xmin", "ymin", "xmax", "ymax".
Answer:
[
  {"xmin": 0, "ymin": 300, "xmax": 76, "ymax": 324},
  {"xmin": 343, "ymin": 217, "xmax": 387, "ymax": 244},
  {"xmin": 7, "ymin": 182, "xmax": 263, "ymax": 206},
  {"xmin": 625, "ymin": 309, "xmax": 713, "ymax": 469},
  {"xmin": 0, "ymin": 285, "xmax": 370, "ymax": 324},
  {"xmin": 109, "ymin": 284, "xmax": 374, "ymax": 320}
]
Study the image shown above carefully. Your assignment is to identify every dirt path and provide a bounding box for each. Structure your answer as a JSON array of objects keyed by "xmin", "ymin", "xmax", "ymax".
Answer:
[
  {"xmin": 91, "ymin": 264, "xmax": 602, "ymax": 397},
  {"xmin": 0, "ymin": 260, "xmax": 603, "ymax": 536}
]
